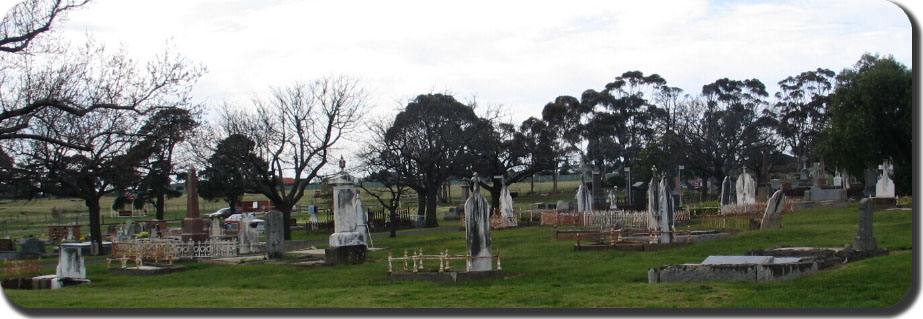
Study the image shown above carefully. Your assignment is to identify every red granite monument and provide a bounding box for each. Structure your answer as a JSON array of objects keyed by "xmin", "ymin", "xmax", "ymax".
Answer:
[{"xmin": 181, "ymin": 168, "xmax": 208, "ymax": 242}]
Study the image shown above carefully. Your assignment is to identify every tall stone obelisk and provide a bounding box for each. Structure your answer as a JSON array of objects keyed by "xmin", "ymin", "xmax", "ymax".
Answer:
[{"xmin": 181, "ymin": 167, "xmax": 207, "ymax": 242}]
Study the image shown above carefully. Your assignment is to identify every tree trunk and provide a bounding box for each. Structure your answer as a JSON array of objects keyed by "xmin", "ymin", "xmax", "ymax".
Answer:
[
  {"xmin": 416, "ymin": 191, "xmax": 426, "ymax": 221},
  {"xmin": 425, "ymin": 188, "xmax": 439, "ymax": 227},
  {"xmin": 389, "ymin": 208, "xmax": 397, "ymax": 238},
  {"xmin": 155, "ymin": 192, "xmax": 165, "ymax": 220},
  {"xmin": 530, "ymin": 175, "xmax": 534, "ymax": 195},
  {"xmin": 487, "ymin": 183, "xmax": 501, "ymax": 214},
  {"xmin": 86, "ymin": 199, "xmax": 103, "ymax": 255},
  {"xmin": 553, "ymin": 166, "xmax": 559, "ymax": 193},
  {"xmin": 279, "ymin": 204, "xmax": 293, "ymax": 240}
]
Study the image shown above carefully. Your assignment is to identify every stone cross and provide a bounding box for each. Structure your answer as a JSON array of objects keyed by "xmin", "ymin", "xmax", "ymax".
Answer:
[
  {"xmin": 875, "ymin": 159, "xmax": 895, "ymax": 198},
  {"xmin": 735, "ymin": 169, "xmax": 756, "ymax": 205},
  {"xmin": 465, "ymin": 173, "xmax": 493, "ymax": 271},
  {"xmin": 853, "ymin": 198, "xmax": 878, "ymax": 251}
]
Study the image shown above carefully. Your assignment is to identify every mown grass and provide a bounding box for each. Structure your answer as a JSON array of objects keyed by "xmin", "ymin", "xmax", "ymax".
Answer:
[{"xmin": 2, "ymin": 203, "xmax": 913, "ymax": 309}]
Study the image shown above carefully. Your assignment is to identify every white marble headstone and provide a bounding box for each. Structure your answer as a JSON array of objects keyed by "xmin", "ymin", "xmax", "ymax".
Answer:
[
  {"xmin": 875, "ymin": 160, "xmax": 895, "ymax": 198},
  {"xmin": 735, "ymin": 169, "xmax": 756, "ymax": 205}
]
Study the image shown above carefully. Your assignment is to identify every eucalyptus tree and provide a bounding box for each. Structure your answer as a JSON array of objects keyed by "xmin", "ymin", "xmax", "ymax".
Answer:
[{"xmin": 774, "ymin": 68, "xmax": 836, "ymax": 165}]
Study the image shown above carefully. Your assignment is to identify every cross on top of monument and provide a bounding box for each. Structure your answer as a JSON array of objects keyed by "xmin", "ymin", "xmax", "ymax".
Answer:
[
  {"xmin": 878, "ymin": 159, "xmax": 892, "ymax": 175},
  {"xmin": 651, "ymin": 165, "xmax": 658, "ymax": 178}
]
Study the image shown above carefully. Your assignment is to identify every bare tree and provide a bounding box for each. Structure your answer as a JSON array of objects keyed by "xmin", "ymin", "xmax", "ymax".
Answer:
[
  {"xmin": 1, "ymin": 35, "xmax": 204, "ymax": 149},
  {"xmin": 0, "ymin": 0, "xmax": 89, "ymax": 53},
  {"xmin": 222, "ymin": 76, "xmax": 367, "ymax": 240}
]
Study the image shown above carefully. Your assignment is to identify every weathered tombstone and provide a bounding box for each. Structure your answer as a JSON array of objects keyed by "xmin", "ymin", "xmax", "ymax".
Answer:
[
  {"xmin": 608, "ymin": 189, "xmax": 618, "ymax": 209},
  {"xmin": 499, "ymin": 182, "xmax": 517, "ymax": 228},
  {"xmin": 266, "ymin": 211, "xmax": 285, "ymax": 259},
  {"xmin": 325, "ymin": 157, "xmax": 367, "ymax": 265},
  {"xmin": 57, "ymin": 242, "xmax": 89, "ymax": 279},
  {"xmin": 237, "ymin": 214, "xmax": 260, "ymax": 254},
  {"xmin": 657, "ymin": 177, "xmax": 674, "ymax": 243},
  {"xmin": 355, "ymin": 190, "xmax": 371, "ymax": 247},
  {"xmin": 575, "ymin": 177, "xmax": 592, "ymax": 213},
  {"xmin": 555, "ymin": 200, "xmax": 571, "ymax": 211},
  {"xmin": 181, "ymin": 168, "xmax": 207, "ymax": 242},
  {"xmin": 853, "ymin": 199, "xmax": 877, "ymax": 251},
  {"xmin": 833, "ymin": 171, "xmax": 843, "ymax": 187},
  {"xmin": 20, "ymin": 238, "xmax": 46, "ymax": 259},
  {"xmin": 719, "ymin": 176, "xmax": 732, "ymax": 206},
  {"xmin": 735, "ymin": 169, "xmax": 756, "ymax": 205},
  {"xmin": 864, "ymin": 168, "xmax": 878, "ymax": 198},
  {"xmin": 875, "ymin": 159, "xmax": 895, "ymax": 198},
  {"xmin": 209, "ymin": 217, "xmax": 224, "ymax": 238},
  {"xmin": 647, "ymin": 167, "xmax": 661, "ymax": 232},
  {"xmin": 760, "ymin": 190, "xmax": 785, "ymax": 229},
  {"xmin": 591, "ymin": 168, "xmax": 604, "ymax": 208},
  {"xmin": 465, "ymin": 173, "xmax": 492, "ymax": 271},
  {"xmin": 460, "ymin": 184, "xmax": 470, "ymax": 201}
]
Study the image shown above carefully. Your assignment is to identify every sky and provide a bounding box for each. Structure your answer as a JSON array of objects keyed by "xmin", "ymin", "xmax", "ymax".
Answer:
[{"xmin": 12, "ymin": 0, "xmax": 910, "ymax": 125}]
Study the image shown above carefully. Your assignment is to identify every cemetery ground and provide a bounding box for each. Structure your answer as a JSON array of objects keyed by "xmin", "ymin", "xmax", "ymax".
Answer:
[{"xmin": 2, "ymin": 201, "xmax": 913, "ymax": 309}]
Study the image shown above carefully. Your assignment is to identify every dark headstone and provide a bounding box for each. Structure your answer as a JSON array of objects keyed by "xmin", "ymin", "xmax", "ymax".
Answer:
[
  {"xmin": 864, "ymin": 168, "xmax": 877, "ymax": 198},
  {"xmin": 853, "ymin": 199, "xmax": 877, "ymax": 251},
  {"xmin": 20, "ymin": 238, "xmax": 45, "ymax": 259},
  {"xmin": 266, "ymin": 211, "xmax": 285, "ymax": 259},
  {"xmin": 182, "ymin": 168, "xmax": 207, "ymax": 242}
]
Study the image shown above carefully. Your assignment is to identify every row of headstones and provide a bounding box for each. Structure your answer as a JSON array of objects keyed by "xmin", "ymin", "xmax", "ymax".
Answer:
[{"xmin": 719, "ymin": 169, "xmax": 757, "ymax": 207}]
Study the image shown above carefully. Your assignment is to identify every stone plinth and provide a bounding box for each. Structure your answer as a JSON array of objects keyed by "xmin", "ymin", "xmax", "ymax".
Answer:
[
  {"xmin": 853, "ymin": 199, "xmax": 878, "ymax": 251},
  {"xmin": 266, "ymin": 211, "xmax": 285, "ymax": 259},
  {"xmin": 181, "ymin": 218, "xmax": 208, "ymax": 243},
  {"xmin": 57, "ymin": 242, "xmax": 90, "ymax": 279},
  {"xmin": 324, "ymin": 245, "xmax": 367, "ymax": 265},
  {"xmin": 327, "ymin": 164, "xmax": 366, "ymax": 248}
]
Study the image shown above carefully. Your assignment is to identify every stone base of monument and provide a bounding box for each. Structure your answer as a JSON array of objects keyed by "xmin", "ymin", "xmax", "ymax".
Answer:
[
  {"xmin": 868, "ymin": 197, "xmax": 898, "ymax": 211},
  {"xmin": 649, "ymin": 246, "xmax": 890, "ymax": 284},
  {"xmin": 203, "ymin": 255, "xmax": 268, "ymax": 265},
  {"xmin": 1, "ymin": 275, "xmax": 91, "ymax": 290},
  {"xmin": 388, "ymin": 270, "xmax": 506, "ymax": 283},
  {"xmin": 574, "ymin": 231, "xmax": 731, "ymax": 252},
  {"xmin": 324, "ymin": 245, "xmax": 368, "ymax": 266},
  {"xmin": 791, "ymin": 200, "xmax": 849, "ymax": 212},
  {"xmin": 107, "ymin": 263, "xmax": 186, "ymax": 276}
]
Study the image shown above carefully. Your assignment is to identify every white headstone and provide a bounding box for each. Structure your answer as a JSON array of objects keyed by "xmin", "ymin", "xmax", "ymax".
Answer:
[
  {"xmin": 499, "ymin": 183, "xmax": 517, "ymax": 228},
  {"xmin": 875, "ymin": 160, "xmax": 895, "ymax": 198},
  {"xmin": 328, "ymin": 167, "xmax": 364, "ymax": 247},
  {"xmin": 735, "ymin": 169, "xmax": 757, "ymax": 205},
  {"xmin": 57, "ymin": 242, "xmax": 89, "ymax": 279},
  {"xmin": 575, "ymin": 177, "xmax": 592, "ymax": 213},
  {"xmin": 237, "ymin": 214, "xmax": 260, "ymax": 254},
  {"xmin": 355, "ymin": 190, "xmax": 370, "ymax": 246},
  {"xmin": 465, "ymin": 174, "xmax": 493, "ymax": 271},
  {"xmin": 647, "ymin": 168, "xmax": 660, "ymax": 232},
  {"xmin": 658, "ymin": 176, "xmax": 674, "ymax": 243}
]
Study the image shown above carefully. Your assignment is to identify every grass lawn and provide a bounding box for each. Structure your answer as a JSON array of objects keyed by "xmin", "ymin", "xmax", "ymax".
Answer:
[{"xmin": 2, "ymin": 203, "xmax": 913, "ymax": 309}]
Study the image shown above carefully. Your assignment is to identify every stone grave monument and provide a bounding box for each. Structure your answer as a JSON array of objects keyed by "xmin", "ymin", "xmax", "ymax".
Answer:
[
  {"xmin": 575, "ymin": 176, "xmax": 592, "ymax": 213},
  {"xmin": 735, "ymin": 168, "xmax": 756, "ymax": 205},
  {"xmin": 875, "ymin": 159, "xmax": 895, "ymax": 198},
  {"xmin": 266, "ymin": 210, "xmax": 285, "ymax": 259},
  {"xmin": 499, "ymin": 181, "xmax": 518, "ymax": 228},
  {"xmin": 19, "ymin": 238, "xmax": 46, "ymax": 259},
  {"xmin": 237, "ymin": 214, "xmax": 261, "ymax": 254},
  {"xmin": 760, "ymin": 190, "xmax": 785, "ymax": 229},
  {"xmin": 647, "ymin": 167, "xmax": 661, "ymax": 232},
  {"xmin": 853, "ymin": 199, "xmax": 878, "ymax": 252},
  {"xmin": 465, "ymin": 173, "xmax": 493, "ymax": 271},
  {"xmin": 325, "ymin": 157, "xmax": 368, "ymax": 265},
  {"xmin": 719, "ymin": 176, "xmax": 733, "ymax": 207},
  {"xmin": 181, "ymin": 168, "xmax": 207, "ymax": 242},
  {"xmin": 656, "ymin": 175, "xmax": 674, "ymax": 243}
]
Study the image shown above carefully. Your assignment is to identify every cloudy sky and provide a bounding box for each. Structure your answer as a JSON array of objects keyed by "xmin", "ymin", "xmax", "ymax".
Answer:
[{"xmin": 8, "ymin": 0, "xmax": 916, "ymax": 124}]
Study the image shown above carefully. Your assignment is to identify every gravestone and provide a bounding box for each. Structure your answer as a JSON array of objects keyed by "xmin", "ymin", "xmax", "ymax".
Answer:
[
  {"xmin": 499, "ymin": 182, "xmax": 517, "ymax": 228},
  {"xmin": 657, "ymin": 176, "xmax": 674, "ymax": 243},
  {"xmin": 209, "ymin": 217, "xmax": 224, "ymax": 238},
  {"xmin": 20, "ymin": 238, "xmax": 45, "ymax": 259},
  {"xmin": 760, "ymin": 190, "xmax": 785, "ymax": 229},
  {"xmin": 735, "ymin": 169, "xmax": 756, "ymax": 205},
  {"xmin": 575, "ymin": 177, "xmax": 592, "ymax": 213},
  {"xmin": 647, "ymin": 167, "xmax": 661, "ymax": 232},
  {"xmin": 853, "ymin": 199, "xmax": 878, "ymax": 251},
  {"xmin": 864, "ymin": 168, "xmax": 877, "ymax": 198},
  {"xmin": 608, "ymin": 189, "xmax": 618, "ymax": 209},
  {"xmin": 237, "ymin": 214, "xmax": 260, "ymax": 254},
  {"xmin": 833, "ymin": 171, "xmax": 843, "ymax": 187},
  {"xmin": 355, "ymin": 190, "xmax": 371, "ymax": 246},
  {"xmin": 555, "ymin": 200, "xmax": 571, "ymax": 211},
  {"xmin": 719, "ymin": 176, "xmax": 732, "ymax": 206},
  {"xmin": 875, "ymin": 160, "xmax": 895, "ymax": 198},
  {"xmin": 181, "ymin": 168, "xmax": 207, "ymax": 242},
  {"xmin": 266, "ymin": 211, "xmax": 285, "ymax": 259},
  {"xmin": 460, "ymin": 184, "xmax": 470, "ymax": 201},
  {"xmin": 465, "ymin": 173, "xmax": 493, "ymax": 271},
  {"xmin": 57, "ymin": 242, "xmax": 89, "ymax": 279},
  {"xmin": 592, "ymin": 169, "xmax": 604, "ymax": 208},
  {"xmin": 325, "ymin": 157, "xmax": 367, "ymax": 265}
]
